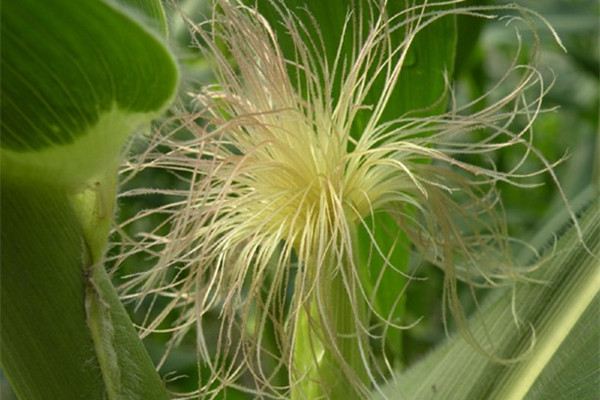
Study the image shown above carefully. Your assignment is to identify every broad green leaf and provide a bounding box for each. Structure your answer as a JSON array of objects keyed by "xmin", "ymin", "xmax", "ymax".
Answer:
[
  {"xmin": 374, "ymin": 190, "xmax": 600, "ymax": 399},
  {"xmin": 113, "ymin": 0, "xmax": 169, "ymax": 35},
  {"xmin": 0, "ymin": 0, "xmax": 178, "ymax": 188}
]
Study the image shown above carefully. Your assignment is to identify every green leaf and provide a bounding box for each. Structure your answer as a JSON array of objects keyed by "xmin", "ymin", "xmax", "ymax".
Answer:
[
  {"xmin": 454, "ymin": 0, "xmax": 491, "ymax": 77},
  {"xmin": 0, "ymin": 0, "xmax": 178, "ymax": 187},
  {"xmin": 251, "ymin": 0, "xmax": 456, "ymax": 125},
  {"xmin": 374, "ymin": 191, "xmax": 600, "ymax": 399},
  {"xmin": 112, "ymin": 0, "xmax": 169, "ymax": 36},
  {"xmin": 356, "ymin": 212, "xmax": 410, "ymax": 363}
]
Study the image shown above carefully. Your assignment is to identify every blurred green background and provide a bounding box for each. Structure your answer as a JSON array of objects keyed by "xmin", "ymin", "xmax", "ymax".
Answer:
[{"xmin": 2, "ymin": 0, "xmax": 597, "ymax": 398}]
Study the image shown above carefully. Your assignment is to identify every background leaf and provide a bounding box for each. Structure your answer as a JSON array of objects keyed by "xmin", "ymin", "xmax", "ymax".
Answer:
[{"xmin": 375, "ymin": 189, "xmax": 600, "ymax": 399}]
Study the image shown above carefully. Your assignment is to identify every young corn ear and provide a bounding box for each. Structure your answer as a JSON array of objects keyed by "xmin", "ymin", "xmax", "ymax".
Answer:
[{"xmin": 115, "ymin": 1, "xmax": 573, "ymax": 398}]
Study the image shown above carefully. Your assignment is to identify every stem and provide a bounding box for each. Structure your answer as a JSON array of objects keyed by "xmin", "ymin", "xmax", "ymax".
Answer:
[
  {"xmin": 291, "ymin": 238, "xmax": 369, "ymax": 399},
  {"xmin": 1, "ymin": 178, "xmax": 106, "ymax": 400},
  {"xmin": 0, "ymin": 175, "xmax": 169, "ymax": 399},
  {"xmin": 75, "ymin": 171, "xmax": 170, "ymax": 400}
]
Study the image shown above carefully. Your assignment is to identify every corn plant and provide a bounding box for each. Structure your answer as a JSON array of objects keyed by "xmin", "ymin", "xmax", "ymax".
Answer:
[{"xmin": 1, "ymin": 0, "xmax": 598, "ymax": 399}]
